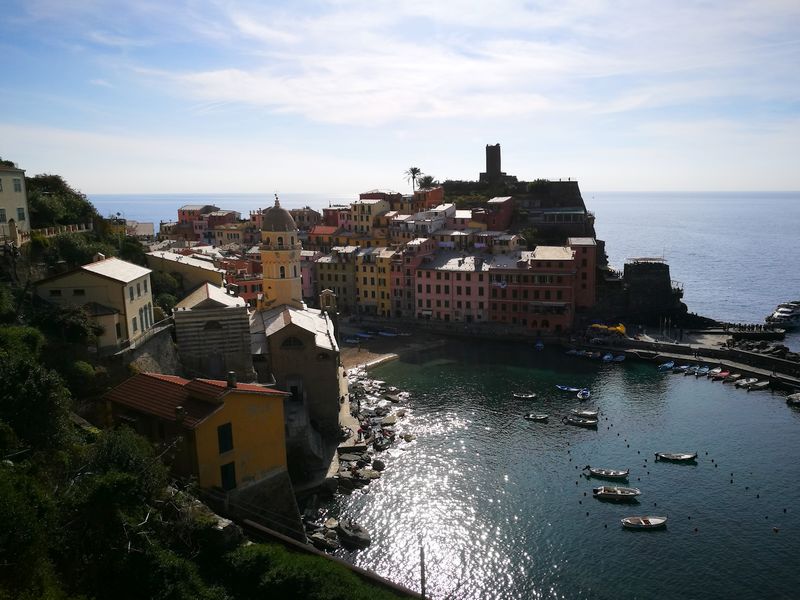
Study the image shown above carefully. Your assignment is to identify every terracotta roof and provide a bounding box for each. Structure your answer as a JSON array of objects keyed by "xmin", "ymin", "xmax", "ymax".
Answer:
[
  {"xmin": 309, "ymin": 225, "xmax": 339, "ymax": 235},
  {"xmin": 104, "ymin": 373, "xmax": 288, "ymax": 430}
]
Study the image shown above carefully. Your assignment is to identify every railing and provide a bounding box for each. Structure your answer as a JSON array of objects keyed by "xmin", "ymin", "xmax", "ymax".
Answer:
[{"xmin": 1, "ymin": 222, "xmax": 94, "ymax": 246}]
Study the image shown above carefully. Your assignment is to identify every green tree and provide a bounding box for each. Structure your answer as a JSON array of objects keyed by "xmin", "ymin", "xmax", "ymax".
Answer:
[
  {"xmin": 156, "ymin": 293, "xmax": 178, "ymax": 314},
  {"xmin": 417, "ymin": 174, "xmax": 436, "ymax": 189},
  {"xmin": 0, "ymin": 353, "xmax": 72, "ymax": 451},
  {"xmin": 25, "ymin": 174, "xmax": 98, "ymax": 228},
  {"xmin": 404, "ymin": 166, "xmax": 423, "ymax": 192},
  {"xmin": 0, "ymin": 326, "xmax": 45, "ymax": 361},
  {"xmin": 152, "ymin": 271, "xmax": 180, "ymax": 297}
]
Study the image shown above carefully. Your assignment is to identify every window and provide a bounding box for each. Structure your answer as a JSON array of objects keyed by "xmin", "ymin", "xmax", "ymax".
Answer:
[
  {"xmin": 0, "ymin": 209, "xmax": 5, "ymax": 223},
  {"xmin": 137, "ymin": 282, "xmax": 141, "ymax": 297},
  {"xmin": 115, "ymin": 323, "xmax": 122, "ymax": 339},
  {"xmin": 132, "ymin": 317, "xmax": 138, "ymax": 332},
  {"xmin": 143, "ymin": 279, "xmax": 148, "ymax": 293},
  {"xmin": 281, "ymin": 336, "xmax": 304, "ymax": 349},
  {"xmin": 73, "ymin": 289, "xmax": 85, "ymax": 296},
  {"xmin": 280, "ymin": 266, "xmax": 286, "ymax": 278},
  {"xmin": 218, "ymin": 423, "xmax": 234, "ymax": 454},
  {"xmin": 129, "ymin": 287, "xmax": 134, "ymax": 301},
  {"xmin": 220, "ymin": 462, "xmax": 236, "ymax": 491},
  {"xmin": 0, "ymin": 179, "xmax": 2, "ymax": 192},
  {"xmin": 49, "ymin": 289, "xmax": 62, "ymax": 297},
  {"xmin": 17, "ymin": 208, "xmax": 25, "ymax": 221},
  {"xmin": 13, "ymin": 179, "xmax": 22, "ymax": 193}
]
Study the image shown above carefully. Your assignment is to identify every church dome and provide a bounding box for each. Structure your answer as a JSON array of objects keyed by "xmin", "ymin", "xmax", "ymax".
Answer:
[{"xmin": 261, "ymin": 197, "xmax": 297, "ymax": 232}]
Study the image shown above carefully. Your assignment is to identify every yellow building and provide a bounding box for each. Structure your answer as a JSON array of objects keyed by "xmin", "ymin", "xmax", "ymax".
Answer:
[
  {"xmin": 259, "ymin": 198, "xmax": 303, "ymax": 310},
  {"xmin": 34, "ymin": 255, "xmax": 154, "ymax": 350},
  {"xmin": 0, "ymin": 162, "xmax": 30, "ymax": 241},
  {"xmin": 315, "ymin": 246, "xmax": 358, "ymax": 312},
  {"xmin": 104, "ymin": 372, "xmax": 289, "ymax": 491},
  {"xmin": 348, "ymin": 198, "xmax": 389, "ymax": 236}
]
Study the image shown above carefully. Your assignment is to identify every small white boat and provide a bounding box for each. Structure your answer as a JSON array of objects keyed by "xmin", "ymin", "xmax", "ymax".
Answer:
[
  {"xmin": 556, "ymin": 385, "xmax": 580, "ymax": 392},
  {"xmin": 593, "ymin": 486, "xmax": 641, "ymax": 501},
  {"xmin": 749, "ymin": 380, "xmax": 771, "ymax": 391},
  {"xmin": 562, "ymin": 415, "xmax": 598, "ymax": 429},
  {"xmin": 571, "ymin": 408, "xmax": 599, "ymax": 419},
  {"xmin": 707, "ymin": 367, "xmax": 723, "ymax": 378},
  {"xmin": 513, "ymin": 392, "xmax": 537, "ymax": 400},
  {"xmin": 583, "ymin": 465, "xmax": 629, "ymax": 480},
  {"xmin": 621, "ymin": 516, "xmax": 667, "ymax": 530},
  {"xmin": 673, "ymin": 364, "xmax": 689, "ymax": 374},
  {"xmin": 524, "ymin": 413, "xmax": 548, "ymax": 422},
  {"xmin": 736, "ymin": 377, "xmax": 758, "ymax": 388},
  {"xmin": 576, "ymin": 389, "xmax": 591, "ymax": 401},
  {"xmin": 657, "ymin": 361, "xmax": 675, "ymax": 372},
  {"xmin": 655, "ymin": 452, "xmax": 697, "ymax": 462},
  {"xmin": 787, "ymin": 393, "xmax": 800, "ymax": 406},
  {"xmin": 766, "ymin": 301, "xmax": 800, "ymax": 329},
  {"xmin": 723, "ymin": 373, "xmax": 742, "ymax": 383},
  {"xmin": 695, "ymin": 366, "xmax": 710, "ymax": 377},
  {"xmin": 602, "ymin": 353, "xmax": 614, "ymax": 362}
]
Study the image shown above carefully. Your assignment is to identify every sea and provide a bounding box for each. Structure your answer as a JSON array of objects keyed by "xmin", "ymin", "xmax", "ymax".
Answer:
[{"xmin": 89, "ymin": 191, "xmax": 800, "ymax": 598}]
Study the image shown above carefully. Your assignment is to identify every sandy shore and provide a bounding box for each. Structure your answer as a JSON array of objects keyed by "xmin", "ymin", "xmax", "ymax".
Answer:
[{"xmin": 339, "ymin": 329, "xmax": 446, "ymax": 370}]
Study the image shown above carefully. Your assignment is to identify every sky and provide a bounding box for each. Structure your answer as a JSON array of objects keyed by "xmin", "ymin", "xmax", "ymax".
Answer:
[{"xmin": 1, "ymin": 0, "xmax": 799, "ymax": 194}]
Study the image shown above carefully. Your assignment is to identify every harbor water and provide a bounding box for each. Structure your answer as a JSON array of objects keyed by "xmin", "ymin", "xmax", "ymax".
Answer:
[{"xmin": 329, "ymin": 342, "xmax": 800, "ymax": 599}]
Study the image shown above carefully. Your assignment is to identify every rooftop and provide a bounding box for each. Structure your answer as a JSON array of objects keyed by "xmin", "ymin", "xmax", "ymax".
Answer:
[
  {"xmin": 567, "ymin": 237, "xmax": 597, "ymax": 246},
  {"xmin": 104, "ymin": 372, "xmax": 286, "ymax": 430},
  {"xmin": 251, "ymin": 305, "xmax": 338, "ymax": 353},
  {"xmin": 81, "ymin": 257, "xmax": 151, "ymax": 283},
  {"xmin": 146, "ymin": 251, "xmax": 225, "ymax": 273},
  {"xmin": 174, "ymin": 282, "xmax": 246, "ymax": 310},
  {"xmin": 488, "ymin": 196, "xmax": 512, "ymax": 204}
]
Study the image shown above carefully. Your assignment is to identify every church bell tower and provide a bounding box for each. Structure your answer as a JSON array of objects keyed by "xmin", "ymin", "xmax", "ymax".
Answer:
[{"xmin": 259, "ymin": 196, "xmax": 303, "ymax": 310}]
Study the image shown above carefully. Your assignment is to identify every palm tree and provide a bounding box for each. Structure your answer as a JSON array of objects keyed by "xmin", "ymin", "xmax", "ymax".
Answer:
[
  {"xmin": 417, "ymin": 175, "xmax": 436, "ymax": 189},
  {"xmin": 405, "ymin": 167, "xmax": 423, "ymax": 192}
]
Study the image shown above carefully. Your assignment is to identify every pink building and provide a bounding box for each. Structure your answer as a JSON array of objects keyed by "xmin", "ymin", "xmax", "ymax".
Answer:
[
  {"xmin": 390, "ymin": 238, "xmax": 436, "ymax": 318},
  {"xmin": 414, "ymin": 252, "xmax": 489, "ymax": 323},
  {"xmin": 568, "ymin": 237, "xmax": 598, "ymax": 310},
  {"xmin": 473, "ymin": 196, "xmax": 514, "ymax": 231},
  {"xmin": 300, "ymin": 250, "xmax": 322, "ymax": 302},
  {"xmin": 487, "ymin": 247, "xmax": 576, "ymax": 334}
]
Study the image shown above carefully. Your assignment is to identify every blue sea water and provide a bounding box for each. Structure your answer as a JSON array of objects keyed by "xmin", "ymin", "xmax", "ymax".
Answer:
[{"xmin": 331, "ymin": 342, "xmax": 800, "ymax": 599}]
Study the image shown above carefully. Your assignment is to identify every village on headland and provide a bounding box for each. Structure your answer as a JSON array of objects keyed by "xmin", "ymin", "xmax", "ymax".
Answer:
[{"xmin": 1, "ymin": 148, "xmax": 799, "ymax": 594}]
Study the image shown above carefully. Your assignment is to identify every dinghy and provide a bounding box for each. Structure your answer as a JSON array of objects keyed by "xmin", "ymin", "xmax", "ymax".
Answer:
[
  {"xmin": 602, "ymin": 353, "xmax": 614, "ymax": 362},
  {"xmin": 712, "ymin": 370, "xmax": 730, "ymax": 381},
  {"xmin": 571, "ymin": 408, "xmax": 599, "ymax": 419},
  {"xmin": 556, "ymin": 385, "xmax": 580, "ymax": 392},
  {"xmin": 787, "ymin": 393, "xmax": 800, "ymax": 406},
  {"xmin": 592, "ymin": 486, "xmax": 641, "ymax": 501},
  {"xmin": 583, "ymin": 465, "xmax": 629, "ymax": 480},
  {"xmin": 524, "ymin": 413, "xmax": 548, "ymax": 422},
  {"xmin": 562, "ymin": 415, "xmax": 598, "ymax": 429},
  {"xmin": 723, "ymin": 373, "xmax": 742, "ymax": 383},
  {"xmin": 684, "ymin": 365, "xmax": 699, "ymax": 376},
  {"xmin": 513, "ymin": 392, "xmax": 537, "ymax": 400},
  {"xmin": 695, "ymin": 366, "xmax": 710, "ymax": 377},
  {"xmin": 621, "ymin": 516, "xmax": 667, "ymax": 530},
  {"xmin": 576, "ymin": 389, "xmax": 591, "ymax": 401},
  {"xmin": 657, "ymin": 361, "xmax": 675, "ymax": 372},
  {"xmin": 749, "ymin": 380, "xmax": 771, "ymax": 390},
  {"xmin": 673, "ymin": 364, "xmax": 689, "ymax": 374},
  {"xmin": 655, "ymin": 452, "xmax": 697, "ymax": 462},
  {"xmin": 736, "ymin": 377, "xmax": 758, "ymax": 388},
  {"xmin": 707, "ymin": 367, "xmax": 723, "ymax": 378},
  {"xmin": 613, "ymin": 354, "xmax": 626, "ymax": 362}
]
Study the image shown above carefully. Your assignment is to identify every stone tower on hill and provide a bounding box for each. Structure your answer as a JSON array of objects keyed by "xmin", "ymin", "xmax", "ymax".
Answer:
[{"xmin": 259, "ymin": 197, "xmax": 303, "ymax": 310}]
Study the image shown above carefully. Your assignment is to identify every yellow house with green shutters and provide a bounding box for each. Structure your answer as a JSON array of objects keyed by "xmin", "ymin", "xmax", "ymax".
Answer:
[{"xmin": 104, "ymin": 372, "xmax": 289, "ymax": 491}]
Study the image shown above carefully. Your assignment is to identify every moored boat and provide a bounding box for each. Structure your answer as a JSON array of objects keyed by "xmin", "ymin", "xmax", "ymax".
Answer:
[
  {"xmin": 707, "ymin": 367, "xmax": 723, "ymax": 378},
  {"xmin": 657, "ymin": 361, "xmax": 675, "ymax": 372},
  {"xmin": 556, "ymin": 385, "xmax": 580, "ymax": 392},
  {"xmin": 593, "ymin": 485, "xmax": 641, "ymax": 501},
  {"xmin": 613, "ymin": 354, "xmax": 626, "ymax": 362},
  {"xmin": 712, "ymin": 370, "xmax": 730, "ymax": 381},
  {"xmin": 336, "ymin": 518, "xmax": 371, "ymax": 548},
  {"xmin": 534, "ymin": 341, "xmax": 545, "ymax": 351},
  {"xmin": 723, "ymin": 373, "xmax": 742, "ymax": 383},
  {"xmin": 673, "ymin": 364, "xmax": 689, "ymax": 374},
  {"xmin": 571, "ymin": 408, "xmax": 599, "ymax": 419},
  {"xmin": 524, "ymin": 413, "xmax": 549, "ymax": 422},
  {"xmin": 602, "ymin": 353, "xmax": 614, "ymax": 362},
  {"xmin": 621, "ymin": 516, "xmax": 667, "ymax": 530},
  {"xmin": 749, "ymin": 380, "xmax": 771, "ymax": 391},
  {"xmin": 562, "ymin": 415, "xmax": 598, "ymax": 429},
  {"xmin": 696, "ymin": 366, "xmax": 710, "ymax": 377},
  {"xmin": 513, "ymin": 392, "xmax": 537, "ymax": 399},
  {"xmin": 565, "ymin": 349, "xmax": 578, "ymax": 356},
  {"xmin": 787, "ymin": 393, "xmax": 800, "ymax": 406},
  {"xmin": 766, "ymin": 301, "xmax": 800, "ymax": 330},
  {"xmin": 684, "ymin": 365, "xmax": 699, "ymax": 376},
  {"xmin": 583, "ymin": 465, "xmax": 629, "ymax": 480},
  {"xmin": 736, "ymin": 377, "xmax": 758, "ymax": 388},
  {"xmin": 655, "ymin": 452, "xmax": 697, "ymax": 462},
  {"xmin": 576, "ymin": 389, "xmax": 591, "ymax": 401}
]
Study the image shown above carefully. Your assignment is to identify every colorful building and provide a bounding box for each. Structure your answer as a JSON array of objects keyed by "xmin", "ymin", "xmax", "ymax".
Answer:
[
  {"xmin": 390, "ymin": 237, "xmax": 436, "ymax": 318},
  {"xmin": 300, "ymin": 250, "xmax": 322, "ymax": 303},
  {"xmin": 34, "ymin": 256, "xmax": 154, "ymax": 350},
  {"xmin": 104, "ymin": 372, "xmax": 289, "ymax": 492},
  {"xmin": 315, "ymin": 246, "xmax": 358, "ymax": 312},
  {"xmin": 486, "ymin": 247, "xmax": 576, "ymax": 334},
  {"xmin": 414, "ymin": 252, "xmax": 489, "ymax": 322},
  {"xmin": 0, "ymin": 162, "xmax": 29, "ymax": 241},
  {"xmin": 568, "ymin": 237, "xmax": 598, "ymax": 310}
]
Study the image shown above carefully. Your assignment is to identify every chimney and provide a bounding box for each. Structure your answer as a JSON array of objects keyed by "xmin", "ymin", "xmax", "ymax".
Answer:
[
  {"xmin": 175, "ymin": 405, "xmax": 186, "ymax": 423},
  {"xmin": 226, "ymin": 371, "xmax": 237, "ymax": 388},
  {"xmin": 93, "ymin": 252, "xmax": 106, "ymax": 262}
]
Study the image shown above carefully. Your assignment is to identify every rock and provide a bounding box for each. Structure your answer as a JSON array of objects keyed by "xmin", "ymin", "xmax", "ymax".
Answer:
[
  {"xmin": 324, "ymin": 517, "xmax": 339, "ymax": 529},
  {"xmin": 381, "ymin": 415, "xmax": 398, "ymax": 426},
  {"xmin": 339, "ymin": 453, "xmax": 362, "ymax": 462},
  {"xmin": 396, "ymin": 409, "xmax": 407, "ymax": 417},
  {"xmin": 402, "ymin": 433, "xmax": 416, "ymax": 442},
  {"xmin": 358, "ymin": 469, "xmax": 382, "ymax": 480},
  {"xmin": 372, "ymin": 459, "xmax": 386, "ymax": 471}
]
